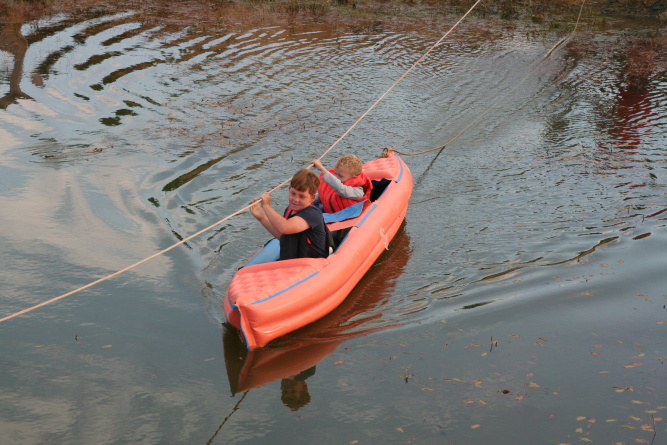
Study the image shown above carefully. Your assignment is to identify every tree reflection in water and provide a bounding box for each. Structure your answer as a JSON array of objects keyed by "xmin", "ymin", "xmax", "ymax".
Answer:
[{"xmin": 0, "ymin": 16, "xmax": 32, "ymax": 109}]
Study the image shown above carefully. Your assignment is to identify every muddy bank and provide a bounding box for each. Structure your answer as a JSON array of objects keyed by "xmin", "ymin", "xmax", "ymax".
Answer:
[{"xmin": 2, "ymin": 0, "xmax": 667, "ymax": 31}]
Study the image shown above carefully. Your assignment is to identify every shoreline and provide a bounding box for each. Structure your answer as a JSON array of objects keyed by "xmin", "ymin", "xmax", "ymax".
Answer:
[{"xmin": 1, "ymin": 0, "xmax": 666, "ymax": 31}]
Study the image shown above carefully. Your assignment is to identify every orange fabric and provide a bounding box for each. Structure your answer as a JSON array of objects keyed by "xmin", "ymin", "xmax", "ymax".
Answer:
[{"xmin": 318, "ymin": 169, "xmax": 373, "ymax": 213}]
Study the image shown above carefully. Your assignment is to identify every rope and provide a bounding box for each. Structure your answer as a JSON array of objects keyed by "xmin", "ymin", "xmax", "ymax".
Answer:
[
  {"xmin": 392, "ymin": 0, "xmax": 587, "ymax": 157},
  {"xmin": 314, "ymin": 0, "xmax": 485, "ymax": 163},
  {"xmin": 0, "ymin": 0, "xmax": 485, "ymax": 324},
  {"xmin": 206, "ymin": 390, "xmax": 249, "ymax": 445}
]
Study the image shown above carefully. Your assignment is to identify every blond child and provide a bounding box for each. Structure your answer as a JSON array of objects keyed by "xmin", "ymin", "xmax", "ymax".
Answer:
[{"xmin": 312, "ymin": 154, "xmax": 373, "ymax": 214}]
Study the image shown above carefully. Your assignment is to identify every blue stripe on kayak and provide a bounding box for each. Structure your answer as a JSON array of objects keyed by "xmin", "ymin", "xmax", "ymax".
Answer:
[
  {"xmin": 356, "ymin": 204, "xmax": 377, "ymax": 228},
  {"xmin": 396, "ymin": 156, "xmax": 404, "ymax": 182},
  {"xmin": 251, "ymin": 270, "xmax": 320, "ymax": 305}
]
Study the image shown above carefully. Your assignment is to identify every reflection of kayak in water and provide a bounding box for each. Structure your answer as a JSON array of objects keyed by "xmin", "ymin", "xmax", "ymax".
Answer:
[
  {"xmin": 222, "ymin": 324, "xmax": 339, "ymax": 396},
  {"xmin": 224, "ymin": 149, "xmax": 413, "ymax": 350}
]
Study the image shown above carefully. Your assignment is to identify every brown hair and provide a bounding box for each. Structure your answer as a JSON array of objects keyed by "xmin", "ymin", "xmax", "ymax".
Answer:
[
  {"xmin": 336, "ymin": 154, "xmax": 363, "ymax": 176},
  {"xmin": 290, "ymin": 168, "xmax": 320, "ymax": 195}
]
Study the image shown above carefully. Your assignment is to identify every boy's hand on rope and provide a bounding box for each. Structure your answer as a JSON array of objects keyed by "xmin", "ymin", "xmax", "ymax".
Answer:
[
  {"xmin": 312, "ymin": 159, "xmax": 326, "ymax": 173},
  {"xmin": 260, "ymin": 192, "xmax": 272, "ymax": 207},
  {"xmin": 250, "ymin": 198, "xmax": 265, "ymax": 219}
]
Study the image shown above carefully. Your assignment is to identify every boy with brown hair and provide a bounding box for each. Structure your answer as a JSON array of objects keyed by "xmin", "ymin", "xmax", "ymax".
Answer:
[{"xmin": 250, "ymin": 168, "xmax": 328, "ymax": 260}]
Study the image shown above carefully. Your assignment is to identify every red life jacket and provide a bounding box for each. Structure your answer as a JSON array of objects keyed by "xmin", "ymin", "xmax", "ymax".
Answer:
[{"xmin": 318, "ymin": 169, "xmax": 373, "ymax": 213}]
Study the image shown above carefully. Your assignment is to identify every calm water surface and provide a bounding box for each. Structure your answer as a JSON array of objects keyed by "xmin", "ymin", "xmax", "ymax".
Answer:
[{"xmin": 1, "ymin": 6, "xmax": 666, "ymax": 445}]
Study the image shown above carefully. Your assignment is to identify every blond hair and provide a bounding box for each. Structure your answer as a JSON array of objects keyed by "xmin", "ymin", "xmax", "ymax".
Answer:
[{"xmin": 336, "ymin": 154, "xmax": 363, "ymax": 176}]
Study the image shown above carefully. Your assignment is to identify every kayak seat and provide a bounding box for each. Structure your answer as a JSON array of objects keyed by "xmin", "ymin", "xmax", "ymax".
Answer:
[
  {"xmin": 370, "ymin": 178, "xmax": 391, "ymax": 202},
  {"xmin": 330, "ymin": 227, "xmax": 351, "ymax": 252}
]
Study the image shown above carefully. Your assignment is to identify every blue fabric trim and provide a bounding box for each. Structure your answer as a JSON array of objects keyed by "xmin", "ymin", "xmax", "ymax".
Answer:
[
  {"xmin": 356, "ymin": 204, "xmax": 377, "ymax": 228},
  {"xmin": 396, "ymin": 156, "xmax": 404, "ymax": 182},
  {"xmin": 251, "ymin": 271, "xmax": 320, "ymax": 305},
  {"xmin": 323, "ymin": 201, "xmax": 365, "ymax": 223},
  {"xmin": 245, "ymin": 238, "xmax": 280, "ymax": 267}
]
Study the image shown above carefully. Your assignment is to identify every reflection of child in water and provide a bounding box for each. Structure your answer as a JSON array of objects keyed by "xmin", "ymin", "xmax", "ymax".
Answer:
[{"xmin": 280, "ymin": 366, "xmax": 316, "ymax": 411}]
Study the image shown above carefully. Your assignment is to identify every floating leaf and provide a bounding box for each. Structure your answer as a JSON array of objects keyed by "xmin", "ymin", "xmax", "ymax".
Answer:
[
  {"xmin": 421, "ymin": 388, "xmax": 434, "ymax": 391},
  {"xmin": 645, "ymin": 410, "xmax": 658, "ymax": 414},
  {"xmin": 630, "ymin": 416, "xmax": 642, "ymax": 422},
  {"xmin": 502, "ymin": 389, "xmax": 510, "ymax": 394},
  {"xmin": 102, "ymin": 345, "xmax": 112, "ymax": 348},
  {"xmin": 350, "ymin": 441, "xmax": 359, "ymax": 445},
  {"xmin": 510, "ymin": 334, "xmax": 520, "ymax": 338},
  {"xmin": 481, "ymin": 352, "xmax": 488, "ymax": 357},
  {"xmin": 635, "ymin": 439, "xmax": 649, "ymax": 444},
  {"xmin": 334, "ymin": 360, "xmax": 345, "ymax": 365},
  {"xmin": 577, "ymin": 416, "xmax": 587, "ymax": 421},
  {"xmin": 575, "ymin": 427, "xmax": 583, "ymax": 433},
  {"xmin": 396, "ymin": 427, "xmax": 404, "ymax": 433},
  {"xmin": 591, "ymin": 352, "xmax": 603, "ymax": 357},
  {"xmin": 631, "ymin": 400, "xmax": 646, "ymax": 405},
  {"xmin": 471, "ymin": 424, "xmax": 481, "ymax": 429},
  {"xmin": 606, "ymin": 419, "xmax": 617, "ymax": 422},
  {"xmin": 479, "ymin": 400, "xmax": 487, "ymax": 405},
  {"xmin": 640, "ymin": 424, "xmax": 654, "ymax": 431},
  {"xmin": 458, "ymin": 400, "xmax": 475, "ymax": 404},
  {"xmin": 527, "ymin": 382, "xmax": 540, "ymax": 388},
  {"xmin": 580, "ymin": 438, "xmax": 592, "ymax": 442}
]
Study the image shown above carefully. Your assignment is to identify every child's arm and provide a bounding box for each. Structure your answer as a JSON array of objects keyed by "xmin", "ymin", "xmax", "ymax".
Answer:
[
  {"xmin": 250, "ymin": 197, "xmax": 282, "ymax": 239},
  {"xmin": 258, "ymin": 193, "xmax": 311, "ymax": 235},
  {"xmin": 312, "ymin": 159, "xmax": 364, "ymax": 200},
  {"xmin": 321, "ymin": 172, "xmax": 364, "ymax": 200}
]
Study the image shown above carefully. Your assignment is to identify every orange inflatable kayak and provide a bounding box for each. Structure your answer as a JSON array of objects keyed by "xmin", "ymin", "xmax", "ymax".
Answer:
[{"xmin": 224, "ymin": 149, "xmax": 413, "ymax": 350}]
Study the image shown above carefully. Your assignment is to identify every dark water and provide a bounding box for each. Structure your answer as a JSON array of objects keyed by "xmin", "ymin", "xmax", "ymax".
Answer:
[{"xmin": 1, "ymin": 6, "xmax": 666, "ymax": 445}]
